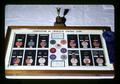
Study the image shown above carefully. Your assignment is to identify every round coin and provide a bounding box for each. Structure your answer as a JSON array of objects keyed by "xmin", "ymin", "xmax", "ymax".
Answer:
[
  {"xmin": 83, "ymin": 57, "xmax": 91, "ymax": 64},
  {"xmin": 81, "ymin": 41, "xmax": 88, "ymax": 48},
  {"xmin": 60, "ymin": 40, "xmax": 67, "ymax": 45},
  {"xmin": 50, "ymin": 54, "xmax": 56, "ymax": 60},
  {"xmin": 39, "ymin": 58, "xmax": 46, "ymax": 64},
  {"xmin": 60, "ymin": 48, "xmax": 67, "ymax": 53},
  {"xmin": 70, "ymin": 58, "xmax": 78, "ymax": 64},
  {"xmin": 25, "ymin": 58, "xmax": 33, "ymax": 64},
  {"xmin": 50, "ymin": 40, "xmax": 56, "ymax": 45},
  {"xmin": 96, "ymin": 58, "xmax": 104, "ymax": 64},
  {"xmin": 50, "ymin": 48, "xmax": 56, "ymax": 53},
  {"xmin": 13, "ymin": 57, "xmax": 20, "ymax": 64},
  {"xmin": 61, "ymin": 55, "xmax": 67, "ymax": 60}
]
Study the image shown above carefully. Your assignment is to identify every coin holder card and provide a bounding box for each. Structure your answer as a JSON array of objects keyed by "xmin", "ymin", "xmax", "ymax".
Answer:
[
  {"xmin": 90, "ymin": 35, "xmax": 102, "ymax": 48},
  {"xmin": 5, "ymin": 26, "xmax": 114, "ymax": 79},
  {"xmin": 13, "ymin": 34, "xmax": 26, "ymax": 48},
  {"xmin": 93, "ymin": 50, "xmax": 105, "ymax": 66},
  {"xmin": 26, "ymin": 34, "xmax": 37, "ymax": 48},
  {"xmin": 68, "ymin": 50, "xmax": 80, "ymax": 66},
  {"xmin": 79, "ymin": 35, "xmax": 90, "ymax": 48},
  {"xmin": 36, "ymin": 50, "xmax": 48, "ymax": 66},
  {"xmin": 23, "ymin": 50, "xmax": 36, "ymax": 65},
  {"xmin": 80, "ymin": 50, "xmax": 93, "ymax": 66},
  {"xmin": 67, "ymin": 34, "xmax": 78, "ymax": 48},
  {"xmin": 10, "ymin": 50, "xmax": 23, "ymax": 65},
  {"xmin": 38, "ymin": 34, "xmax": 49, "ymax": 48}
]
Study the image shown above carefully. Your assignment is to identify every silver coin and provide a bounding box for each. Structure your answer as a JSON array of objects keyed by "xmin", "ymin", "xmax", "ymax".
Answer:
[
  {"xmin": 81, "ymin": 41, "xmax": 88, "ymax": 48},
  {"xmin": 61, "ymin": 55, "xmax": 67, "ymax": 60},
  {"xmin": 70, "ymin": 58, "xmax": 78, "ymax": 64},
  {"xmin": 96, "ymin": 58, "xmax": 103, "ymax": 64},
  {"xmin": 28, "ymin": 40, "xmax": 35, "ymax": 47},
  {"xmin": 38, "ymin": 58, "xmax": 46, "ymax": 64}
]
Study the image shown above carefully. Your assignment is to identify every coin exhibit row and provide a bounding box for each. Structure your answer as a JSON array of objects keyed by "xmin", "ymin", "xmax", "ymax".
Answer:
[
  {"xmin": 10, "ymin": 49, "xmax": 105, "ymax": 66},
  {"xmin": 13, "ymin": 34, "xmax": 102, "ymax": 48}
]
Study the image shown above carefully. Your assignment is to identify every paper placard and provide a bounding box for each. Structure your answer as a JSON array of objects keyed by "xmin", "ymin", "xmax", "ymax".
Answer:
[
  {"xmin": 51, "ymin": 33, "xmax": 64, "ymax": 39},
  {"xmin": 51, "ymin": 60, "xmax": 65, "ymax": 67}
]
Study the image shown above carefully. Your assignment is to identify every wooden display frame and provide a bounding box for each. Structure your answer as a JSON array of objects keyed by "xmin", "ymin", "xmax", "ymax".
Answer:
[{"xmin": 5, "ymin": 26, "xmax": 114, "ymax": 79}]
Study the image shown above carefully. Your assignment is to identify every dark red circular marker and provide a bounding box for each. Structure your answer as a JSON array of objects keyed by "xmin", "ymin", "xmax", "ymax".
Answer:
[{"xmin": 50, "ymin": 48, "xmax": 56, "ymax": 53}]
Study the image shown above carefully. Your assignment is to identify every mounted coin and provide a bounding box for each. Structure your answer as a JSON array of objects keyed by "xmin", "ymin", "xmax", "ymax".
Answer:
[
  {"xmin": 28, "ymin": 39, "xmax": 35, "ymax": 48},
  {"xmin": 61, "ymin": 55, "xmax": 67, "ymax": 60},
  {"xmin": 96, "ymin": 57, "xmax": 104, "ymax": 66},
  {"xmin": 70, "ymin": 58, "xmax": 78, "ymax": 66},
  {"xmin": 25, "ymin": 58, "xmax": 33, "ymax": 65},
  {"xmin": 15, "ymin": 39, "xmax": 23, "ymax": 48},
  {"xmin": 83, "ymin": 56, "xmax": 91, "ymax": 66},
  {"xmin": 81, "ymin": 40, "xmax": 88, "ymax": 48},
  {"xmin": 40, "ymin": 40, "xmax": 47, "ymax": 48},
  {"xmin": 13, "ymin": 57, "xmax": 20, "ymax": 65},
  {"xmin": 39, "ymin": 58, "xmax": 46, "ymax": 65},
  {"xmin": 93, "ymin": 40, "xmax": 100, "ymax": 48},
  {"xmin": 69, "ymin": 40, "xmax": 76, "ymax": 48}
]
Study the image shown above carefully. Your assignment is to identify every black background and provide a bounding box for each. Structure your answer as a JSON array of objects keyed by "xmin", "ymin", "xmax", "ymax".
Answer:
[
  {"xmin": 90, "ymin": 35, "xmax": 102, "ymax": 48},
  {"xmin": 38, "ymin": 34, "xmax": 49, "ymax": 48},
  {"xmin": 67, "ymin": 34, "xmax": 78, "ymax": 48},
  {"xmin": 26, "ymin": 34, "xmax": 37, "ymax": 48},
  {"xmin": 93, "ymin": 50, "xmax": 106, "ymax": 66},
  {"xmin": 10, "ymin": 50, "xmax": 23, "ymax": 65},
  {"xmin": 68, "ymin": 50, "xmax": 80, "ymax": 66},
  {"xmin": 81, "ymin": 50, "xmax": 93, "ymax": 66},
  {"xmin": 79, "ymin": 35, "xmax": 90, "ymax": 48},
  {"xmin": 14, "ymin": 34, "xmax": 26, "ymax": 48},
  {"xmin": 37, "ymin": 50, "xmax": 48, "ymax": 65},
  {"xmin": 1, "ymin": 0, "xmax": 119, "ymax": 84},
  {"xmin": 23, "ymin": 50, "xmax": 36, "ymax": 65}
]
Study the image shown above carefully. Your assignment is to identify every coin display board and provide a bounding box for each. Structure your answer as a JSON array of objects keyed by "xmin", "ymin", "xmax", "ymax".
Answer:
[{"xmin": 5, "ymin": 26, "xmax": 114, "ymax": 79}]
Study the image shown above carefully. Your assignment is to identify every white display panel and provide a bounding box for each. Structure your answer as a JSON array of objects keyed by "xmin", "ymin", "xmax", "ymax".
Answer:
[
  {"xmin": 5, "ymin": 28, "xmax": 114, "ymax": 79},
  {"xmin": 5, "ymin": 29, "xmax": 113, "ymax": 70}
]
